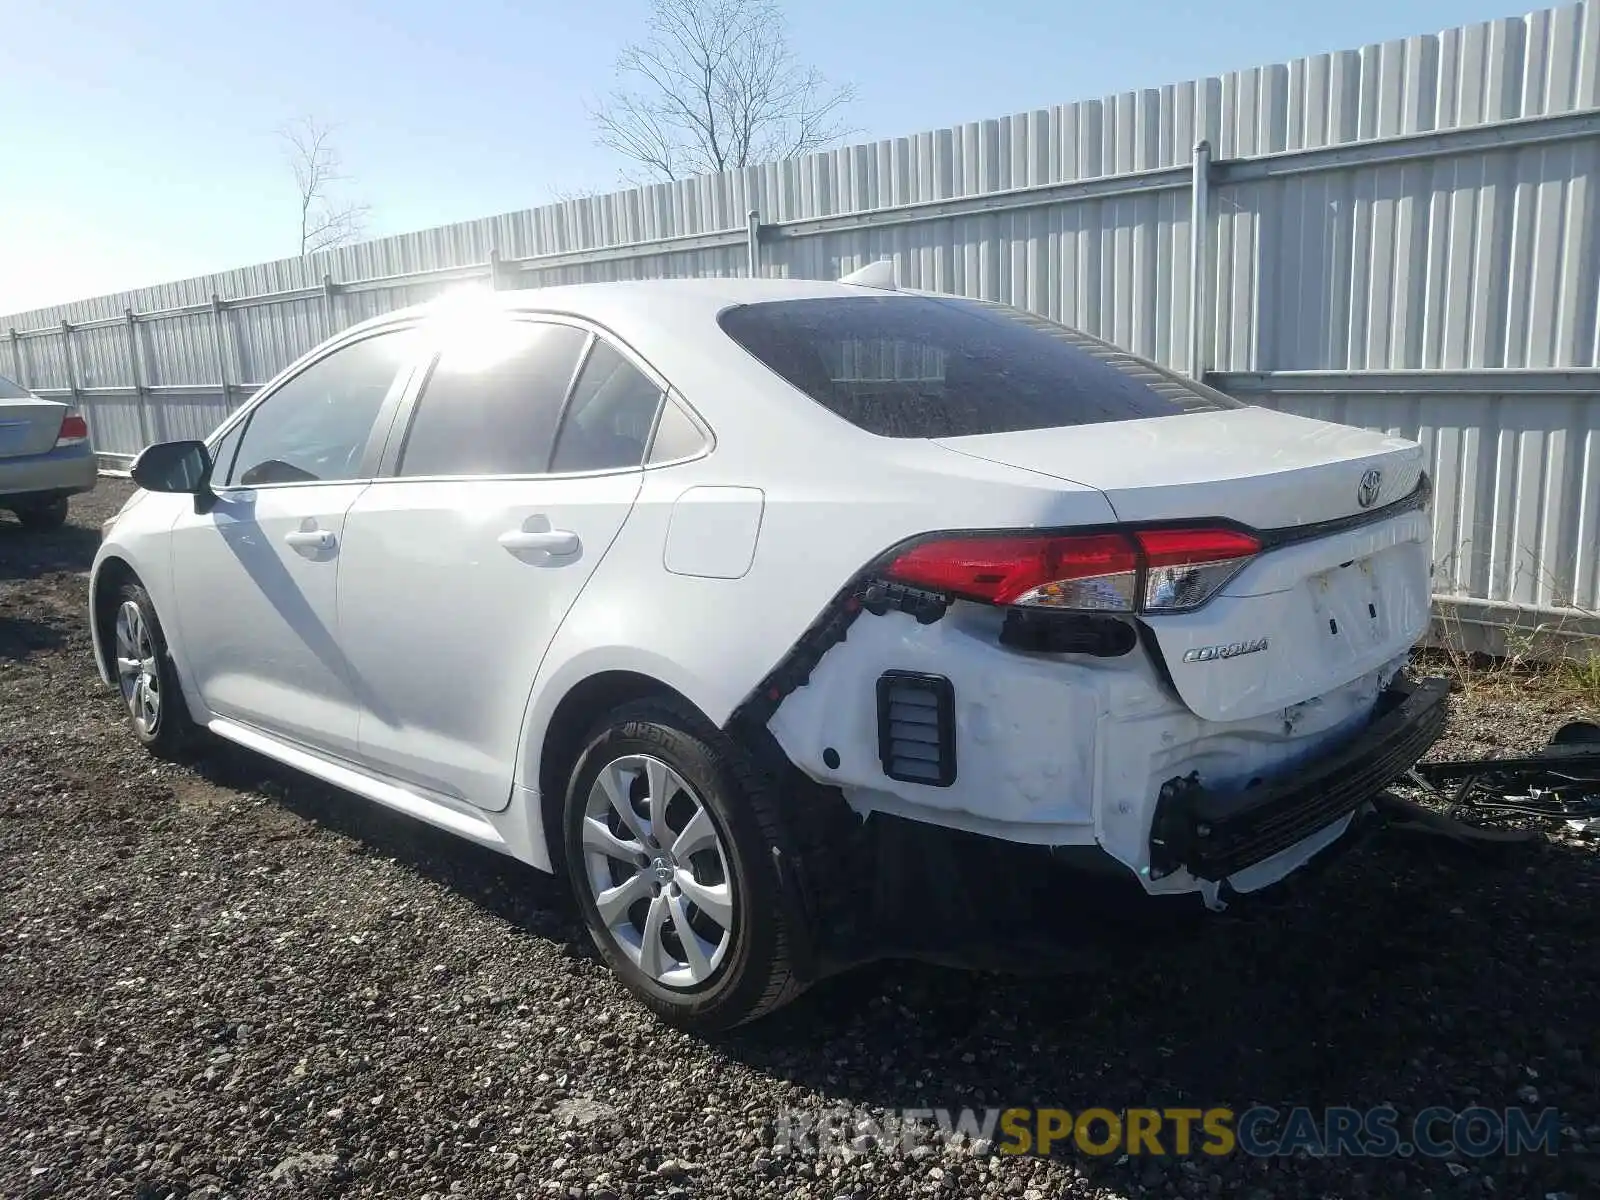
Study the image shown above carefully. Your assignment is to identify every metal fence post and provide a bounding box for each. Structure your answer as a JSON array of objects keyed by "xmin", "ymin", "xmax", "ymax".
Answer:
[
  {"xmin": 322, "ymin": 273, "xmax": 337, "ymax": 341},
  {"xmin": 125, "ymin": 308, "xmax": 152, "ymax": 447},
  {"xmin": 8, "ymin": 328, "xmax": 22, "ymax": 386},
  {"xmin": 746, "ymin": 209, "xmax": 762, "ymax": 277},
  {"xmin": 210, "ymin": 294, "xmax": 233, "ymax": 411},
  {"xmin": 489, "ymin": 248, "xmax": 504, "ymax": 290},
  {"xmin": 59, "ymin": 319, "xmax": 86, "ymax": 448},
  {"xmin": 1188, "ymin": 139, "xmax": 1212, "ymax": 382},
  {"xmin": 61, "ymin": 320, "xmax": 80, "ymax": 403}
]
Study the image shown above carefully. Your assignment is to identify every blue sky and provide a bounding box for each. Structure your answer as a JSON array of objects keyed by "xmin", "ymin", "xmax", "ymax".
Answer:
[{"xmin": 0, "ymin": 0, "xmax": 1531, "ymax": 315}]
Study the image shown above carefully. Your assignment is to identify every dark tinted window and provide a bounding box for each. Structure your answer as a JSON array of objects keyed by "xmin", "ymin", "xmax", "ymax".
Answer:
[
  {"xmin": 549, "ymin": 340, "xmax": 663, "ymax": 473},
  {"xmin": 718, "ymin": 296, "xmax": 1241, "ymax": 438},
  {"xmin": 400, "ymin": 321, "xmax": 587, "ymax": 477},
  {"xmin": 230, "ymin": 332, "xmax": 415, "ymax": 486}
]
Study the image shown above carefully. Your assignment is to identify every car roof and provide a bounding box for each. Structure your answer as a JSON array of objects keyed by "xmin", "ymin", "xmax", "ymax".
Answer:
[
  {"xmin": 349, "ymin": 276, "xmax": 923, "ymax": 337},
  {"xmin": 331, "ymin": 276, "xmax": 950, "ymax": 460}
]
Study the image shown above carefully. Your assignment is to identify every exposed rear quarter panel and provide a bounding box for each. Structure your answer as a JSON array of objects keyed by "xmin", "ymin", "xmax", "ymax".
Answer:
[{"xmin": 512, "ymin": 436, "xmax": 1120, "ymax": 795}]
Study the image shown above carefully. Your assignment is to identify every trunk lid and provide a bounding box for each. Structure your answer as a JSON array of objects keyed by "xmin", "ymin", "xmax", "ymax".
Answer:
[
  {"xmin": 936, "ymin": 406, "xmax": 1424, "ymax": 529},
  {"xmin": 0, "ymin": 393, "xmax": 67, "ymax": 459},
  {"xmin": 936, "ymin": 407, "xmax": 1433, "ymax": 722}
]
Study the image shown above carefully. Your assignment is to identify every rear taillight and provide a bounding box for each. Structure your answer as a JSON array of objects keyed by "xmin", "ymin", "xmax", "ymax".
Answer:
[
  {"xmin": 885, "ymin": 533, "xmax": 1140, "ymax": 610},
  {"xmin": 1134, "ymin": 528, "xmax": 1261, "ymax": 611},
  {"xmin": 55, "ymin": 409, "xmax": 89, "ymax": 447},
  {"xmin": 884, "ymin": 526, "xmax": 1260, "ymax": 614}
]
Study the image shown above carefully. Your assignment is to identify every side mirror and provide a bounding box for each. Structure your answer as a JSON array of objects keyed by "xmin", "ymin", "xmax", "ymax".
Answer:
[{"xmin": 130, "ymin": 440, "xmax": 215, "ymax": 510}]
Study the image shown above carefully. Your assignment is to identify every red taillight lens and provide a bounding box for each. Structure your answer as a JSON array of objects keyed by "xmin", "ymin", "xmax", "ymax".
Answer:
[
  {"xmin": 56, "ymin": 410, "xmax": 89, "ymax": 446},
  {"xmin": 887, "ymin": 533, "xmax": 1140, "ymax": 609},
  {"xmin": 884, "ymin": 526, "xmax": 1260, "ymax": 614}
]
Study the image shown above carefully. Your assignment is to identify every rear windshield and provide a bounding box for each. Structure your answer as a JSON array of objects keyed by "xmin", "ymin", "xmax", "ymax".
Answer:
[
  {"xmin": 718, "ymin": 295, "xmax": 1241, "ymax": 438},
  {"xmin": 0, "ymin": 374, "xmax": 31, "ymax": 399}
]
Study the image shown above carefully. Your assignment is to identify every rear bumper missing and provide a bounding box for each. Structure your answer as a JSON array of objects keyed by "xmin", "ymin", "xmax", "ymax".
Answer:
[
  {"xmin": 1148, "ymin": 674, "xmax": 1450, "ymax": 882},
  {"xmin": 780, "ymin": 674, "xmax": 1450, "ymax": 977}
]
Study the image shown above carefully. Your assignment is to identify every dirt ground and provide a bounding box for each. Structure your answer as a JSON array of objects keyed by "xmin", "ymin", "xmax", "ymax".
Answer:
[{"xmin": 2, "ymin": 480, "xmax": 1598, "ymax": 1199}]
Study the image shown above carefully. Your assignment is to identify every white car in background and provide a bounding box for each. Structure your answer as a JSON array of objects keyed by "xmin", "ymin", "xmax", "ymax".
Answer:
[
  {"xmin": 90, "ymin": 274, "xmax": 1446, "ymax": 1029},
  {"xmin": 0, "ymin": 372, "xmax": 96, "ymax": 529}
]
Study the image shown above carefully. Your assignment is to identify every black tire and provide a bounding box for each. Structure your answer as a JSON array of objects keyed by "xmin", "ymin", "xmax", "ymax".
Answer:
[
  {"xmin": 110, "ymin": 581, "xmax": 197, "ymax": 759},
  {"xmin": 16, "ymin": 497, "xmax": 69, "ymax": 530},
  {"xmin": 562, "ymin": 697, "xmax": 811, "ymax": 1030}
]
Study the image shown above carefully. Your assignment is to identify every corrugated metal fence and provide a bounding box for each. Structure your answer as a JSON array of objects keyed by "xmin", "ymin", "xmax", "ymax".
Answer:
[{"xmin": 4, "ymin": 1, "xmax": 1599, "ymax": 644}]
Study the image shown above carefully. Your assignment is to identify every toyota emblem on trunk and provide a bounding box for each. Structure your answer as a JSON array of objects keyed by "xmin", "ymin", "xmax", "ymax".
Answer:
[{"xmin": 1357, "ymin": 468, "xmax": 1382, "ymax": 508}]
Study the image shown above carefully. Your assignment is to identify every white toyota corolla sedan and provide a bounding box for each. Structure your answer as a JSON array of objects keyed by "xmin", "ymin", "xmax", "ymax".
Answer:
[{"xmin": 91, "ymin": 273, "xmax": 1447, "ymax": 1028}]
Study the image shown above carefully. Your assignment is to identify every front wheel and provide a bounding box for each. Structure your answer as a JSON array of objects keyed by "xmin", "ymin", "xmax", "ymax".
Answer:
[
  {"xmin": 111, "ymin": 582, "xmax": 196, "ymax": 758},
  {"xmin": 563, "ymin": 698, "xmax": 811, "ymax": 1030}
]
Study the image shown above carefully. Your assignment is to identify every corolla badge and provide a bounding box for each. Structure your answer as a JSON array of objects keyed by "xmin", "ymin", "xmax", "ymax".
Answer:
[
  {"xmin": 1182, "ymin": 637, "xmax": 1269, "ymax": 664},
  {"xmin": 1357, "ymin": 468, "xmax": 1383, "ymax": 509}
]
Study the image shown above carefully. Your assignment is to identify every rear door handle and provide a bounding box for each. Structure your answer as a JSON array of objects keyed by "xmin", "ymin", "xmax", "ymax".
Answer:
[
  {"xmin": 284, "ymin": 529, "xmax": 336, "ymax": 551},
  {"xmin": 498, "ymin": 528, "xmax": 581, "ymax": 556}
]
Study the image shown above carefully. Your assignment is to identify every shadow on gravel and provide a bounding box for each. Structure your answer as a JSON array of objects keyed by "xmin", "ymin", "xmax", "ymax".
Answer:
[
  {"xmin": 0, "ymin": 518, "xmax": 103, "ymax": 582},
  {"xmin": 181, "ymin": 720, "xmax": 1596, "ymax": 1108},
  {"xmin": 179, "ymin": 738, "xmax": 585, "ymax": 943},
  {"xmin": 167, "ymin": 726, "xmax": 1597, "ymax": 1193},
  {"xmin": 0, "ymin": 613, "xmax": 68, "ymax": 660},
  {"xmin": 717, "ymin": 831, "xmax": 1596, "ymax": 1165},
  {"xmin": 177, "ymin": 718, "xmax": 1596, "ymax": 1130}
]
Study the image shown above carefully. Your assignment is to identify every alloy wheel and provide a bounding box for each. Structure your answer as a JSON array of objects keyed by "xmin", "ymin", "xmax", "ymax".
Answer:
[
  {"xmin": 580, "ymin": 753, "xmax": 735, "ymax": 988},
  {"xmin": 114, "ymin": 600, "xmax": 161, "ymax": 736}
]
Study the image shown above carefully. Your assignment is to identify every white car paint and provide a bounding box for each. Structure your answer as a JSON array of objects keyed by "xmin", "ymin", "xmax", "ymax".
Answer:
[
  {"xmin": 663, "ymin": 486, "xmax": 766, "ymax": 579},
  {"xmin": 91, "ymin": 277, "xmax": 1437, "ymax": 908},
  {"xmin": 167, "ymin": 482, "xmax": 372, "ymax": 757},
  {"xmin": 337, "ymin": 470, "xmax": 643, "ymax": 807}
]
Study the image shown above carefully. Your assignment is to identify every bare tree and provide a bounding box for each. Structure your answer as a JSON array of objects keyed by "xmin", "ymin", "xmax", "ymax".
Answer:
[
  {"xmin": 547, "ymin": 184, "xmax": 605, "ymax": 203},
  {"xmin": 278, "ymin": 117, "xmax": 370, "ymax": 256},
  {"xmin": 592, "ymin": 0, "xmax": 855, "ymax": 183}
]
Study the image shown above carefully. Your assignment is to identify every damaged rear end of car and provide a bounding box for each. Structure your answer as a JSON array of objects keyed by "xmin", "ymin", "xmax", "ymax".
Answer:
[{"xmin": 717, "ymin": 291, "xmax": 1449, "ymax": 964}]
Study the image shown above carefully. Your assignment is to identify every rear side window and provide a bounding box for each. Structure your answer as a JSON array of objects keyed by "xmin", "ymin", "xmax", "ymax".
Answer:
[
  {"xmin": 0, "ymin": 374, "xmax": 30, "ymax": 399},
  {"xmin": 647, "ymin": 400, "xmax": 709, "ymax": 464},
  {"xmin": 399, "ymin": 321, "xmax": 588, "ymax": 477},
  {"xmin": 549, "ymin": 340, "xmax": 664, "ymax": 473},
  {"xmin": 717, "ymin": 296, "xmax": 1240, "ymax": 438}
]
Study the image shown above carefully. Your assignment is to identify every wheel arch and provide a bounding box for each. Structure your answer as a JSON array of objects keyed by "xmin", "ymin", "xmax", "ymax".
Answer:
[
  {"xmin": 89, "ymin": 554, "xmax": 141, "ymax": 684},
  {"xmin": 530, "ymin": 665, "xmax": 711, "ymax": 872}
]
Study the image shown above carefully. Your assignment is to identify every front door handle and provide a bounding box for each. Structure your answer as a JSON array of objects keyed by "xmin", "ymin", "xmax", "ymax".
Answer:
[
  {"xmin": 498, "ymin": 527, "xmax": 581, "ymax": 556},
  {"xmin": 284, "ymin": 529, "xmax": 336, "ymax": 551}
]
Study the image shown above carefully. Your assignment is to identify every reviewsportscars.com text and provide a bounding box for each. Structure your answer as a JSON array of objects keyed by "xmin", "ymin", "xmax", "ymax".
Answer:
[{"xmin": 772, "ymin": 1105, "xmax": 1563, "ymax": 1159}]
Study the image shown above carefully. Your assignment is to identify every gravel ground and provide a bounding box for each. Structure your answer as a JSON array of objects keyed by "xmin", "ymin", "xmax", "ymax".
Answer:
[{"xmin": 3, "ymin": 480, "xmax": 1598, "ymax": 1200}]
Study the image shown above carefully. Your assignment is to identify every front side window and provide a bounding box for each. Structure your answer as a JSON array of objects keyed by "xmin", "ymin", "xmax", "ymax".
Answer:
[
  {"xmin": 718, "ymin": 296, "xmax": 1242, "ymax": 439},
  {"xmin": 548, "ymin": 340, "xmax": 665, "ymax": 473},
  {"xmin": 207, "ymin": 416, "xmax": 246, "ymax": 486},
  {"xmin": 399, "ymin": 321, "xmax": 588, "ymax": 477},
  {"xmin": 228, "ymin": 331, "xmax": 416, "ymax": 486}
]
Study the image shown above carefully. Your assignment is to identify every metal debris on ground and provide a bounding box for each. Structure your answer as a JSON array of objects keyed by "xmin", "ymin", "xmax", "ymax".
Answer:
[{"xmin": 1408, "ymin": 720, "xmax": 1600, "ymax": 827}]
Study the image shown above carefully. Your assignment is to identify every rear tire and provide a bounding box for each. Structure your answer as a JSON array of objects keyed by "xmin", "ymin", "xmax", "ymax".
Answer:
[
  {"xmin": 16, "ymin": 497, "xmax": 69, "ymax": 530},
  {"xmin": 111, "ymin": 582, "xmax": 197, "ymax": 759},
  {"xmin": 562, "ymin": 698, "xmax": 811, "ymax": 1030}
]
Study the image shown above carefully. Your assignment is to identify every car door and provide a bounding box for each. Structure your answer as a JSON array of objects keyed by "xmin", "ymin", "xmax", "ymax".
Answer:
[
  {"xmin": 168, "ymin": 328, "xmax": 422, "ymax": 758},
  {"xmin": 337, "ymin": 318, "xmax": 668, "ymax": 810}
]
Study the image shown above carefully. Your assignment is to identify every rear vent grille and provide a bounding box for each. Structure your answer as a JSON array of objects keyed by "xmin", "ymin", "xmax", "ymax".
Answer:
[{"xmin": 876, "ymin": 671, "xmax": 956, "ymax": 787}]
